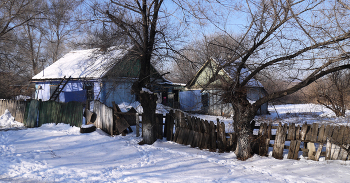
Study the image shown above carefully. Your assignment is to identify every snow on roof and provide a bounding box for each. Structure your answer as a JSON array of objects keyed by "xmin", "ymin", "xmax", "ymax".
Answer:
[{"xmin": 32, "ymin": 46, "xmax": 132, "ymax": 80}]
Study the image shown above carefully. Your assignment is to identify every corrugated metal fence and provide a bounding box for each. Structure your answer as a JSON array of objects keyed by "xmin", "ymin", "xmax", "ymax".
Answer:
[
  {"xmin": 24, "ymin": 100, "xmax": 83, "ymax": 127},
  {"xmin": 0, "ymin": 99, "xmax": 83, "ymax": 128}
]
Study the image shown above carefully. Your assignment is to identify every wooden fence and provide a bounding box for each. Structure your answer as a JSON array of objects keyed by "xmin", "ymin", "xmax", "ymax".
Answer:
[
  {"xmin": 0, "ymin": 99, "xmax": 27, "ymax": 123},
  {"xmin": 137, "ymin": 110, "xmax": 235, "ymax": 153},
  {"xmin": 93, "ymin": 100, "xmax": 139, "ymax": 136},
  {"xmin": 255, "ymin": 122, "xmax": 350, "ymax": 161},
  {"xmin": 24, "ymin": 100, "xmax": 83, "ymax": 128},
  {"xmin": 140, "ymin": 109, "xmax": 350, "ymax": 161},
  {"xmin": 93, "ymin": 100, "xmax": 114, "ymax": 135}
]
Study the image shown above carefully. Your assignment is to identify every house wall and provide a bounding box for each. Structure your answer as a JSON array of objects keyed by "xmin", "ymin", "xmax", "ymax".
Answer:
[
  {"xmin": 207, "ymin": 90, "xmax": 233, "ymax": 116},
  {"xmin": 181, "ymin": 87, "xmax": 268, "ymax": 116},
  {"xmin": 35, "ymin": 81, "xmax": 99, "ymax": 103},
  {"xmin": 101, "ymin": 81, "xmax": 135, "ymax": 107},
  {"xmin": 35, "ymin": 80, "xmax": 137, "ymax": 108},
  {"xmin": 35, "ymin": 82, "xmax": 51, "ymax": 101},
  {"xmin": 179, "ymin": 90, "xmax": 203, "ymax": 112}
]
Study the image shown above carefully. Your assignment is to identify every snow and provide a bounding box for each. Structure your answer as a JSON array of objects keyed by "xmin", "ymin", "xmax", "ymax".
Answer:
[
  {"xmin": 118, "ymin": 101, "xmax": 172, "ymax": 115},
  {"xmin": 32, "ymin": 46, "xmax": 132, "ymax": 80},
  {"xmin": 1, "ymin": 104, "xmax": 350, "ymax": 182},
  {"xmin": 0, "ymin": 109, "xmax": 24, "ymax": 129},
  {"xmin": 81, "ymin": 124, "xmax": 95, "ymax": 128},
  {"xmin": 141, "ymin": 87, "xmax": 153, "ymax": 94}
]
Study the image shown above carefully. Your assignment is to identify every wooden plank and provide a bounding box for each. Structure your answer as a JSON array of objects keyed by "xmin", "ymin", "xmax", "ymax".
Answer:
[
  {"xmin": 326, "ymin": 138, "xmax": 332, "ymax": 160},
  {"xmin": 112, "ymin": 101, "xmax": 130, "ymax": 135},
  {"xmin": 173, "ymin": 125, "xmax": 180, "ymax": 142},
  {"xmin": 318, "ymin": 124, "xmax": 326, "ymax": 143},
  {"xmin": 168, "ymin": 110, "xmax": 174, "ymax": 141},
  {"xmin": 338, "ymin": 148, "xmax": 347, "ymax": 160},
  {"xmin": 164, "ymin": 112, "xmax": 169, "ymax": 138},
  {"xmin": 300, "ymin": 123, "xmax": 308, "ymax": 141},
  {"xmin": 287, "ymin": 123, "xmax": 296, "ymax": 140},
  {"xmin": 198, "ymin": 132, "xmax": 205, "ymax": 150},
  {"xmin": 258, "ymin": 123, "xmax": 269, "ymax": 156},
  {"xmin": 182, "ymin": 128, "xmax": 190, "ymax": 145},
  {"xmin": 332, "ymin": 126, "xmax": 340, "ymax": 145},
  {"xmin": 204, "ymin": 120, "xmax": 210, "ymax": 150},
  {"xmin": 287, "ymin": 140, "xmax": 299, "ymax": 160},
  {"xmin": 272, "ymin": 123, "xmax": 287, "ymax": 159},
  {"xmin": 338, "ymin": 126, "xmax": 346, "ymax": 145},
  {"xmin": 17, "ymin": 101, "xmax": 25, "ymax": 124},
  {"xmin": 203, "ymin": 133, "xmax": 210, "ymax": 150},
  {"xmin": 310, "ymin": 123, "xmax": 318, "ymax": 142},
  {"xmin": 93, "ymin": 101, "xmax": 113, "ymax": 135},
  {"xmin": 176, "ymin": 128, "xmax": 184, "ymax": 144},
  {"xmin": 305, "ymin": 124, "xmax": 312, "ymax": 141},
  {"xmin": 187, "ymin": 130, "xmax": 195, "ymax": 147},
  {"xmin": 325, "ymin": 125, "xmax": 333, "ymax": 142},
  {"xmin": 174, "ymin": 110, "xmax": 181, "ymax": 128},
  {"xmin": 331, "ymin": 144, "xmax": 341, "ymax": 160},
  {"xmin": 346, "ymin": 127, "xmax": 350, "ymax": 145},
  {"xmin": 227, "ymin": 133, "xmax": 233, "ymax": 152},
  {"xmin": 307, "ymin": 142, "xmax": 316, "ymax": 160},
  {"xmin": 186, "ymin": 116, "xmax": 192, "ymax": 130},
  {"xmin": 295, "ymin": 125, "xmax": 300, "ymax": 140},
  {"xmin": 217, "ymin": 120, "xmax": 223, "ymax": 152},
  {"xmin": 0, "ymin": 100, "xmax": 3, "ymax": 115},
  {"xmin": 340, "ymin": 145, "xmax": 349, "ymax": 161},
  {"xmin": 315, "ymin": 143, "xmax": 323, "ymax": 161},
  {"xmin": 165, "ymin": 113, "xmax": 170, "ymax": 140},
  {"xmin": 220, "ymin": 122, "xmax": 226, "ymax": 153},
  {"xmin": 156, "ymin": 114, "xmax": 163, "ymax": 139},
  {"xmin": 136, "ymin": 113, "xmax": 140, "ymax": 137},
  {"xmin": 191, "ymin": 131, "xmax": 199, "ymax": 148},
  {"xmin": 209, "ymin": 121, "xmax": 216, "ymax": 152}
]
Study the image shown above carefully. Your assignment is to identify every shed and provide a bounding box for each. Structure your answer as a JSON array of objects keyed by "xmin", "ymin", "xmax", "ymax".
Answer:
[
  {"xmin": 31, "ymin": 46, "xmax": 169, "ymax": 108},
  {"xmin": 180, "ymin": 58, "xmax": 268, "ymax": 116}
]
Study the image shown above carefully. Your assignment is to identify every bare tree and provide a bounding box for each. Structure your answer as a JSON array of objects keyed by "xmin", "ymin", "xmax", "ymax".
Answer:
[
  {"xmin": 186, "ymin": 0, "xmax": 350, "ymax": 160},
  {"xmin": 90, "ymin": 0, "xmax": 165, "ymax": 144},
  {"xmin": 0, "ymin": 0, "xmax": 44, "ymax": 71},
  {"xmin": 309, "ymin": 70, "xmax": 350, "ymax": 117},
  {"xmin": 43, "ymin": 0, "xmax": 83, "ymax": 64}
]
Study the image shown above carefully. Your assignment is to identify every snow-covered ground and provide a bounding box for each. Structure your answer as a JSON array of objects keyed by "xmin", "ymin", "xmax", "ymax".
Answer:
[{"xmin": 1, "ymin": 104, "xmax": 350, "ymax": 182}]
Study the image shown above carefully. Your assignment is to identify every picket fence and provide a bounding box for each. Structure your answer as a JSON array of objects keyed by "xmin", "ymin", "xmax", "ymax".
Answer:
[{"xmin": 147, "ymin": 110, "xmax": 350, "ymax": 161}]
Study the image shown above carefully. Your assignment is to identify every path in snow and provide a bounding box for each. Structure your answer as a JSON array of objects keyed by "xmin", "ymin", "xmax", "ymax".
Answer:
[{"xmin": 1, "ymin": 123, "xmax": 350, "ymax": 182}]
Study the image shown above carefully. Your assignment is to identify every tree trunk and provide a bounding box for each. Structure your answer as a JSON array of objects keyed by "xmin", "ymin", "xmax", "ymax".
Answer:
[
  {"xmin": 140, "ymin": 92, "xmax": 158, "ymax": 144},
  {"xmin": 232, "ymin": 92, "xmax": 257, "ymax": 161}
]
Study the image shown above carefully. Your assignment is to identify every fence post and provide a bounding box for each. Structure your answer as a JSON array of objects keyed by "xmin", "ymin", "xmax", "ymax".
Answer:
[
  {"xmin": 136, "ymin": 113, "xmax": 140, "ymax": 137},
  {"xmin": 209, "ymin": 121, "xmax": 216, "ymax": 152},
  {"xmin": 272, "ymin": 122, "xmax": 287, "ymax": 159},
  {"xmin": 156, "ymin": 114, "xmax": 163, "ymax": 139},
  {"xmin": 166, "ymin": 110, "xmax": 174, "ymax": 141}
]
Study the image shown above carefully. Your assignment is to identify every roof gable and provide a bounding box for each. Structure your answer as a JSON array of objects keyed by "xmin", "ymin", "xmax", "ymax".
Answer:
[
  {"xmin": 187, "ymin": 58, "xmax": 263, "ymax": 89},
  {"xmin": 32, "ymin": 46, "xmax": 131, "ymax": 80},
  {"xmin": 103, "ymin": 56, "xmax": 162, "ymax": 80}
]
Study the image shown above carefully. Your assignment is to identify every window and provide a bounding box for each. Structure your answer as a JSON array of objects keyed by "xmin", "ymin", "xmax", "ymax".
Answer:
[{"xmin": 84, "ymin": 82, "xmax": 94, "ymax": 101}]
